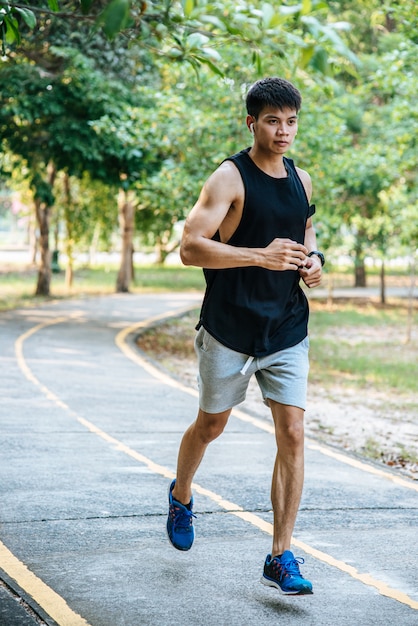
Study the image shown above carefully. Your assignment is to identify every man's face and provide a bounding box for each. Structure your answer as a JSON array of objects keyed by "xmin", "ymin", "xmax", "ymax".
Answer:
[{"xmin": 249, "ymin": 106, "xmax": 298, "ymax": 155}]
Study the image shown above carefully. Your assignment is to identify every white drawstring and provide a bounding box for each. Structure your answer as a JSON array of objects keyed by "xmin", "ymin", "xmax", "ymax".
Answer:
[{"xmin": 240, "ymin": 355, "xmax": 254, "ymax": 376}]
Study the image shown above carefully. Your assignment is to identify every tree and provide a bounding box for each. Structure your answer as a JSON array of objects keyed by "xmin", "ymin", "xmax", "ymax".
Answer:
[
  {"xmin": 291, "ymin": 1, "xmax": 417, "ymax": 292},
  {"xmin": 1, "ymin": 0, "xmax": 359, "ymax": 78},
  {"xmin": 52, "ymin": 171, "xmax": 118, "ymax": 287},
  {"xmin": 0, "ymin": 51, "xmax": 159, "ymax": 294},
  {"xmin": 2, "ymin": 0, "xmax": 363, "ymax": 295},
  {"xmin": 1, "ymin": 1, "xmax": 160, "ymax": 294},
  {"xmin": 133, "ymin": 70, "xmax": 247, "ymax": 263}
]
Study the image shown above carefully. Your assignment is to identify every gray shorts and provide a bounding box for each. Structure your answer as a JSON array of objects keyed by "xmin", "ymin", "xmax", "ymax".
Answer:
[{"xmin": 195, "ymin": 327, "xmax": 310, "ymax": 414}]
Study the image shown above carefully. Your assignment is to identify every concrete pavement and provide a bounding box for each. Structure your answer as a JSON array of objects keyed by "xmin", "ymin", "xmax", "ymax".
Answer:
[{"xmin": 0, "ymin": 292, "xmax": 417, "ymax": 625}]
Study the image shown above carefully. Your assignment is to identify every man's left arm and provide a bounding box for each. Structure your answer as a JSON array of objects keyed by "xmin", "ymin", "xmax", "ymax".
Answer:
[
  {"xmin": 295, "ymin": 165, "xmax": 323, "ymax": 289},
  {"xmin": 299, "ymin": 217, "xmax": 323, "ymax": 288}
]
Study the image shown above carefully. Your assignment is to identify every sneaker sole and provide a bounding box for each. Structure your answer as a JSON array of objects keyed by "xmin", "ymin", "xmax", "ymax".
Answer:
[{"xmin": 260, "ymin": 575, "xmax": 313, "ymax": 595}]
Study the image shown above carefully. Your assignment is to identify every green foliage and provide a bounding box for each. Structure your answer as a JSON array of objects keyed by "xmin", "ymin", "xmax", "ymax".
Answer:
[
  {"xmin": 0, "ymin": 2, "xmax": 35, "ymax": 53},
  {"xmin": 0, "ymin": 47, "xmax": 162, "ymax": 186},
  {"xmin": 1, "ymin": 0, "xmax": 359, "ymax": 78},
  {"xmin": 1, "ymin": 0, "xmax": 417, "ymax": 290},
  {"xmin": 53, "ymin": 172, "xmax": 118, "ymax": 253},
  {"xmin": 31, "ymin": 172, "xmax": 55, "ymax": 206},
  {"xmin": 97, "ymin": 0, "xmax": 131, "ymax": 38},
  {"xmin": 133, "ymin": 76, "xmax": 246, "ymax": 255},
  {"xmin": 291, "ymin": 11, "xmax": 418, "ymax": 270}
]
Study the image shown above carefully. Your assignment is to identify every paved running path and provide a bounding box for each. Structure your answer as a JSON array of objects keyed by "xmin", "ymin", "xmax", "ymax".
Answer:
[{"xmin": 0, "ymin": 293, "xmax": 417, "ymax": 625}]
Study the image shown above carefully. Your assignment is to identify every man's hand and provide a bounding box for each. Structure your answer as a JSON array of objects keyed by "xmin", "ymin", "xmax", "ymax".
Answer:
[
  {"xmin": 298, "ymin": 255, "xmax": 322, "ymax": 288},
  {"xmin": 262, "ymin": 238, "xmax": 308, "ymax": 271}
]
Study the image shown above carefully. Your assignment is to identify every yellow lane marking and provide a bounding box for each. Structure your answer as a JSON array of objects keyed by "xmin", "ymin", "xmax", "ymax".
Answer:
[
  {"xmin": 118, "ymin": 319, "xmax": 418, "ymax": 492},
  {"xmin": 51, "ymin": 415, "xmax": 418, "ymax": 612},
  {"xmin": 307, "ymin": 442, "xmax": 418, "ymax": 492},
  {"xmin": 210, "ymin": 507, "xmax": 418, "ymax": 610},
  {"xmin": 15, "ymin": 317, "xmax": 73, "ymax": 411},
  {"xmin": 116, "ymin": 317, "xmax": 418, "ymax": 611},
  {"xmin": 0, "ymin": 541, "xmax": 89, "ymax": 626},
  {"xmin": 118, "ymin": 320, "xmax": 282, "ymax": 436},
  {"xmin": 115, "ymin": 308, "xmax": 200, "ymax": 400},
  {"xmin": 76, "ymin": 416, "xmax": 175, "ymax": 480},
  {"xmin": 290, "ymin": 537, "xmax": 418, "ymax": 610},
  {"xmin": 9, "ymin": 311, "xmax": 418, "ymax": 618}
]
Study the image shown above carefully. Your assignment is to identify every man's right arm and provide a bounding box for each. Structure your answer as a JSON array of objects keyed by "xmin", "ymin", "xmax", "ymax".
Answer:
[{"xmin": 180, "ymin": 162, "xmax": 307, "ymax": 271}]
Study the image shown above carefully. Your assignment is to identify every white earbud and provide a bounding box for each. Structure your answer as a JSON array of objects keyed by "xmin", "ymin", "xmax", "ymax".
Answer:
[{"xmin": 250, "ymin": 123, "xmax": 254, "ymax": 134}]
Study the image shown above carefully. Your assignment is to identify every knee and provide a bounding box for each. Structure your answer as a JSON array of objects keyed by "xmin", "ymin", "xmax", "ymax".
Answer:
[
  {"xmin": 278, "ymin": 420, "xmax": 304, "ymax": 450},
  {"xmin": 195, "ymin": 410, "xmax": 229, "ymax": 444}
]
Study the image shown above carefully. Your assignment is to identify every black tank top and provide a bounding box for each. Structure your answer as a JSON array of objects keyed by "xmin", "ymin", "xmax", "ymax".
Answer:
[{"xmin": 197, "ymin": 148, "xmax": 315, "ymax": 357}]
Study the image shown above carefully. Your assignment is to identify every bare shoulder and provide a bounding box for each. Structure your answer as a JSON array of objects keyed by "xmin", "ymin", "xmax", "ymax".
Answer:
[
  {"xmin": 204, "ymin": 159, "xmax": 243, "ymax": 193},
  {"xmin": 184, "ymin": 158, "xmax": 244, "ymax": 241},
  {"xmin": 196, "ymin": 159, "xmax": 244, "ymax": 211},
  {"xmin": 295, "ymin": 166, "xmax": 312, "ymax": 201}
]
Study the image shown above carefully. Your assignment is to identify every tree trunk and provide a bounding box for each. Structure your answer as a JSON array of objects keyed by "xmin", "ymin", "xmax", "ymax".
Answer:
[
  {"xmin": 155, "ymin": 239, "xmax": 164, "ymax": 265},
  {"xmin": 35, "ymin": 197, "xmax": 52, "ymax": 296},
  {"xmin": 34, "ymin": 166, "xmax": 56, "ymax": 296},
  {"xmin": 88, "ymin": 222, "xmax": 101, "ymax": 266},
  {"xmin": 354, "ymin": 236, "xmax": 367, "ymax": 287},
  {"xmin": 379, "ymin": 259, "xmax": 386, "ymax": 304},
  {"xmin": 116, "ymin": 189, "xmax": 135, "ymax": 293},
  {"xmin": 327, "ymin": 272, "xmax": 334, "ymax": 309},
  {"xmin": 131, "ymin": 245, "xmax": 135, "ymax": 282},
  {"xmin": 29, "ymin": 216, "xmax": 38, "ymax": 265},
  {"xmin": 64, "ymin": 173, "xmax": 74, "ymax": 289},
  {"xmin": 154, "ymin": 235, "xmax": 179, "ymax": 266},
  {"xmin": 354, "ymin": 261, "xmax": 366, "ymax": 288},
  {"xmin": 405, "ymin": 254, "xmax": 416, "ymax": 344}
]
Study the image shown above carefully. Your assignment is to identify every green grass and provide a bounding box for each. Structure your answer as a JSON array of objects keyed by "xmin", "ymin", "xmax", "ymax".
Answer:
[
  {"xmin": 0, "ymin": 264, "xmax": 205, "ymax": 311},
  {"xmin": 308, "ymin": 302, "xmax": 417, "ymax": 394},
  {"xmin": 5, "ymin": 262, "xmax": 416, "ymax": 469},
  {"xmin": 2, "ymin": 263, "xmax": 417, "ymax": 397},
  {"xmin": 309, "ymin": 302, "xmax": 403, "ymax": 329},
  {"xmin": 137, "ymin": 300, "xmax": 418, "ymax": 400},
  {"xmin": 310, "ymin": 338, "xmax": 417, "ymax": 393}
]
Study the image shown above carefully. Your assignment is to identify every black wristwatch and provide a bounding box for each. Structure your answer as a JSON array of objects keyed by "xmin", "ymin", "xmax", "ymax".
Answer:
[{"xmin": 308, "ymin": 250, "xmax": 325, "ymax": 266}]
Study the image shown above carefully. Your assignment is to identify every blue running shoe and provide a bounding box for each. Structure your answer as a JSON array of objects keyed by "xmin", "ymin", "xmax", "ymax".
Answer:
[
  {"xmin": 261, "ymin": 551, "xmax": 313, "ymax": 595},
  {"xmin": 167, "ymin": 479, "xmax": 196, "ymax": 551}
]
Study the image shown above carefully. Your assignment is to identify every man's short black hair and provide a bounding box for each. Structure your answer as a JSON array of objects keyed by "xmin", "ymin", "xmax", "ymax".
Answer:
[{"xmin": 246, "ymin": 77, "xmax": 302, "ymax": 118}]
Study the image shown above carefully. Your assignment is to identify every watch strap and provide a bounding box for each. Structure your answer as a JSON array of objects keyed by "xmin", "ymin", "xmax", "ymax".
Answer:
[{"xmin": 308, "ymin": 250, "xmax": 325, "ymax": 266}]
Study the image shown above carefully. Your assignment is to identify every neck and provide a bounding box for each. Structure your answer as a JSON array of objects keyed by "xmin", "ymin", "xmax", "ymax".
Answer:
[{"xmin": 248, "ymin": 148, "xmax": 287, "ymax": 178}]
